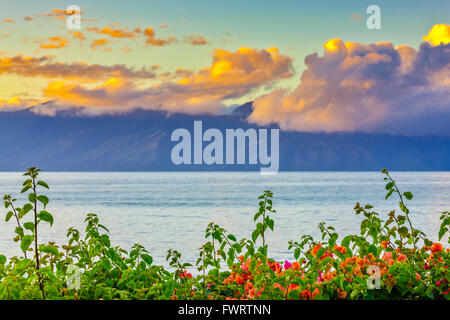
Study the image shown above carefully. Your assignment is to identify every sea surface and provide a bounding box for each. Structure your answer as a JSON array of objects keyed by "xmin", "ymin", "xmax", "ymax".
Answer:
[{"xmin": 0, "ymin": 172, "xmax": 448, "ymax": 265}]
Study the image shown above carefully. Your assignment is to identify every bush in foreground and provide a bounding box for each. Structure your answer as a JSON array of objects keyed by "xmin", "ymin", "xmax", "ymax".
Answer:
[{"xmin": 0, "ymin": 167, "xmax": 448, "ymax": 300}]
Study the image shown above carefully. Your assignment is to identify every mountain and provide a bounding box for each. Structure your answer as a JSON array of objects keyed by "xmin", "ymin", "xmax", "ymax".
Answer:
[{"xmin": 0, "ymin": 104, "xmax": 449, "ymax": 171}]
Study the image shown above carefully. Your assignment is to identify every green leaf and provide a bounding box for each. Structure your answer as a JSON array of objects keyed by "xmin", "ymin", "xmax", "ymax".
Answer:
[
  {"xmin": 398, "ymin": 226, "xmax": 409, "ymax": 237},
  {"xmin": 101, "ymin": 257, "xmax": 112, "ymax": 270},
  {"xmin": 266, "ymin": 218, "xmax": 274, "ymax": 231},
  {"xmin": 28, "ymin": 193, "xmax": 36, "ymax": 203},
  {"xmin": 385, "ymin": 189, "xmax": 394, "ymax": 200},
  {"xmin": 368, "ymin": 244, "xmax": 377, "ymax": 256},
  {"xmin": 39, "ymin": 245, "xmax": 60, "ymax": 258},
  {"xmin": 252, "ymin": 229, "xmax": 259, "ymax": 243},
  {"xmin": 399, "ymin": 202, "xmax": 409, "ymax": 214},
  {"xmin": 5, "ymin": 211, "xmax": 13, "ymax": 222},
  {"xmin": 141, "ymin": 254, "xmax": 153, "ymax": 265},
  {"xmin": 294, "ymin": 248, "xmax": 301, "ymax": 260},
  {"xmin": 438, "ymin": 227, "xmax": 447, "ymax": 240},
  {"xmin": 0, "ymin": 255, "xmax": 6, "ymax": 265},
  {"xmin": 341, "ymin": 235, "xmax": 352, "ymax": 248},
  {"xmin": 21, "ymin": 235, "xmax": 34, "ymax": 251},
  {"xmin": 100, "ymin": 234, "xmax": 111, "ymax": 247},
  {"xmin": 20, "ymin": 204, "xmax": 33, "ymax": 218},
  {"xmin": 38, "ymin": 210, "xmax": 54, "ymax": 226},
  {"xmin": 403, "ymin": 192, "xmax": 413, "ymax": 200},
  {"xmin": 21, "ymin": 185, "xmax": 31, "ymax": 194},
  {"xmin": 15, "ymin": 227, "xmax": 24, "ymax": 237},
  {"xmin": 23, "ymin": 222, "xmax": 35, "ymax": 232},
  {"xmin": 37, "ymin": 180, "xmax": 49, "ymax": 189},
  {"xmin": 227, "ymin": 234, "xmax": 237, "ymax": 242},
  {"xmin": 16, "ymin": 258, "xmax": 30, "ymax": 270},
  {"xmin": 37, "ymin": 195, "xmax": 49, "ymax": 208},
  {"xmin": 385, "ymin": 182, "xmax": 394, "ymax": 190}
]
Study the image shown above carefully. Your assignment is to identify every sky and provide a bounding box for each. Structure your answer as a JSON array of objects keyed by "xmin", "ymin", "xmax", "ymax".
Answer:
[{"xmin": 0, "ymin": 0, "xmax": 449, "ymax": 135}]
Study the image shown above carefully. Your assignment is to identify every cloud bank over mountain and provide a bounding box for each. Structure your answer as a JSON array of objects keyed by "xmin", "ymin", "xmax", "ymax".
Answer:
[
  {"xmin": 249, "ymin": 25, "xmax": 450, "ymax": 135},
  {"xmin": 1, "ymin": 22, "xmax": 449, "ymax": 135}
]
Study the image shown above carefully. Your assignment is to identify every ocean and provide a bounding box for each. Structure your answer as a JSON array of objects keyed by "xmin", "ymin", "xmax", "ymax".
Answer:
[{"xmin": 0, "ymin": 171, "xmax": 448, "ymax": 265}]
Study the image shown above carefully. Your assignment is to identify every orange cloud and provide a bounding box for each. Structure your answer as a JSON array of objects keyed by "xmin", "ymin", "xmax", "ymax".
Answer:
[
  {"xmin": 3, "ymin": 18, "xmax": 14, "ymax": 23},
  {"xmin": 0, "ymin": 54, "xmax": 157, "ymax": 80},
  {"xmin": 423, "ymin": 24, "xmax": 450, "ymax": 45},
  {"xmin": 24, "ymin": 16, "xmax": 34, "ymax": 21},
  {"xmin": 43, "ymin": 78, "xmax": 132, "ymax": 107},
  {"xmin": 40, "ymin": 8, "xmax": 83, "ymax": 20},
  {"xmin": 143, "ymin": 27, "xmax": 178, "ymax": 46},
  {"xmin": 91, "ymin": 38, "xmax": 110, "ymax": 49},
  {"xmin": 0, "ymin": 96, "xmax": 39, "ymax": 111},
  {"xmin": 72, "ymin": 31, "xmax": 85, "ymax": 40},
  {"xmin": 40, "ymin": 36, "xmax": 67, "ymax": 49},
  {"xmin": 87, "ymin": 26, "xmax": 136, "ymax": 38},
  {"xmin": 183, "ymin": 34, "xmax": 209, "ymax": 45},
  {"xmin": 249, "ymin": 27, "xmax": 450, "ymax": 135},
  {"xmin": 351, "ymin": 13, "xmax": 364, "ymax": 21},
  {"xmin": 37, "ymin": 47, "xmax": 294, "ymax": 114}
]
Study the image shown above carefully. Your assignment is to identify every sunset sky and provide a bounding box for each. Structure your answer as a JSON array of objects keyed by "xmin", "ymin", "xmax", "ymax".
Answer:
[{"xmin": 0, "ymin": 0, "xmax": 449, "ymax": 134}]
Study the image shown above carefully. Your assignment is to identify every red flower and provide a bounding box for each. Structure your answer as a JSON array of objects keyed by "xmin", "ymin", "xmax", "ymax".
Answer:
[
  {"xmin": 179, "ymin": 270, "xmax": 192, "ymax": 279},
  {"xmin": 431, "ymin": 243, "xmax": 443, "ymax": 253},
  {"xmin": 311, "ymin": 244, "xmax": 322, "ymax": 257},
  {"xmin": 381, "ymin": 241, "xmax": 390, "ymax": 249}
]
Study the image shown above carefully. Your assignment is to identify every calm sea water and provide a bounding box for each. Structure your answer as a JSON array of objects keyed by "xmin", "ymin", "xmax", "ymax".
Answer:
[{"xmin": 0, "ymin": 172, "xmax": 448, "ymax": 265}]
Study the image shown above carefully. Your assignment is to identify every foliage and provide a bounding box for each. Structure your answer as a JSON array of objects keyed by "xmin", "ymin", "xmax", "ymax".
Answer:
[{"xmin": 0, "ymin": 167, "xmax": 448, "ymax": 300}]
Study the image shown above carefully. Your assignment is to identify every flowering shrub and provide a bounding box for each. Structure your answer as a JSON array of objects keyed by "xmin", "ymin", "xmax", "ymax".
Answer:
[{"xmin": 0, "ymin": 167, "xmax": 448, "ymax": 300}]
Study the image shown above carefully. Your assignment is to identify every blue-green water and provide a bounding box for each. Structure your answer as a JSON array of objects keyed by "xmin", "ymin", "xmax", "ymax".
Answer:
[{"xmin": 0, "ymin": 172, "xmax": 448, "ymax": 265}]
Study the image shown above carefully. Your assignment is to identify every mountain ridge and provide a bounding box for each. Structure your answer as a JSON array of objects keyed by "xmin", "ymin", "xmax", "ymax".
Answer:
[{"xmin": 0, "ymin": 104, "xmax": 449, "ymax": 171}]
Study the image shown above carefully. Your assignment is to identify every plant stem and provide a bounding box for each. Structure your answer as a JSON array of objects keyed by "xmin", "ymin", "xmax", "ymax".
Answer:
[
  {"xmin": 32, "ymin": 177, "xmax": 45, "ymax": 300},
  {"xmin": 7, "ymin": 200, "xmax": 27, "ymax": 259}
]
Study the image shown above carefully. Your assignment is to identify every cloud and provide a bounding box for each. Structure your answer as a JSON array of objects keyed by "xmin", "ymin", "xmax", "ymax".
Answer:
[
  {"xmin": 351, "ymin": 13, "xmax": 364, "ymax": 21},
  {"xmin": 24, "ymin": 16, "xmax": 34, "ymax": 21},
  {"xmin": 423, "ymin": 23, "xmax": 450, "ymax": 45},
  {"xmin": 39, "ymin": 8, "xmax": 82, "ymax": 21},
  {"xmin": 72, "ymin": 31, "xmax": 85, "ymax": 40},
  {"xmin": 87, "ymin": 26, "xmax": 137, "ymax": 39},
  {"xmin": 143, "ymin": 27, "xmax": 178, "ymax": 46},
  {"xmin": 43, "ymin": 78, "xmax": 141, "ymax": 108},
  {"xmin": 249, "ymin": 25, "xmax": 450, "ymax": 135},
  {"xmin": 91, "ymin": 38, "xmax": 110, "ymax": 49},
  {"xmin": 3, "ymin": 19, "xmax": 14, "ymax": 23},
  {"xmin": 183, "ymin": 34, "xmax": 209, "ymax": 45},
  {"xmin": 36, "ymin": 47, "xmax": 294, "ymax": 114},
  {"xmin": 0, "ymin": 96, "xmax": 39, "ymax": 111},
  {"xmin": 0, "ymin": 55, "xmax": 157, "ymax": 80},
  {"xmin": 40, "ymin": 36, "xmax": 67, "ymax": 49}
]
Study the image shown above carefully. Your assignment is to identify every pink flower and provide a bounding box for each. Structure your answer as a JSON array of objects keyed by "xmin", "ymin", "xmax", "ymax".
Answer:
[
  {"xmin": 284, "ymin": 260, "xmax": 292, "ymax": 270},
  {"xmin": 382, "ymin": 252, "xmax": 392, "ymax": 261},
  {"xmin": 436, "ymin": 281, "xmax": 441, "ymax": 287},
  {"xmin": 397, "ymin": 254, "xmax": 407, "ymax": 262},
  {"xmin": 317, "ymin": 270, "xmax": 324, "ymax": 283}
]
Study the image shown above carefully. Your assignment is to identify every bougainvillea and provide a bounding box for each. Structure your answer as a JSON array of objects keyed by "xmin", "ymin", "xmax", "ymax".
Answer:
[{"xmin": 0, "ymin": 167, "xmax": 448, "ymax": 300}]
